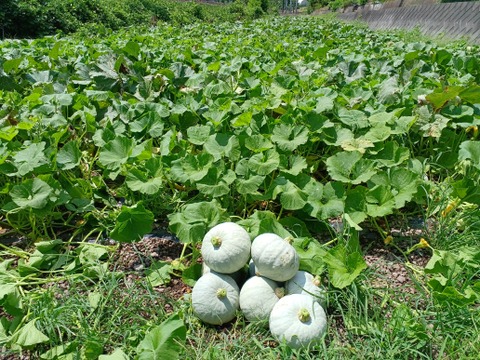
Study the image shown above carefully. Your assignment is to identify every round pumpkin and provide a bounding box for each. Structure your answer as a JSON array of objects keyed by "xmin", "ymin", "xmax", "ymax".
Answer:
[
  {"xmin": 201, "ymin": 222, "xmax": 251, "ymax": 274},
  {"xmin": 269, "ymin": 294, "xmax": 327, "ymax": 349},
  {"xmin": 239, "ymin": 276, "xmax": 284, "ymax": 322},
  {"xmin": 251, "ymin": 233, "xmax": 299, "ymax": 282},
  {"xmin": 191, "ymin": 272, "xmax": 239, "ymax": 325},
  {"xmin": 286, "ymin": 271, "xmax": 327, "ymax": 307}
]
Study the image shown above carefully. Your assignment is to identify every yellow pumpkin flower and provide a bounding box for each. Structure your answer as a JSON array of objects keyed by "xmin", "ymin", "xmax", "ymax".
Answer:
[
  {"xmin": 384, "ymin": 235, "xmax": 393, "ymax": 245},
  {"xmin": 441, "ymin": 200, "xmax": 458, "ymax": 217},
  {"xmin": 418, "ymin": 238, "xmax": 430, "ymax": 248}
]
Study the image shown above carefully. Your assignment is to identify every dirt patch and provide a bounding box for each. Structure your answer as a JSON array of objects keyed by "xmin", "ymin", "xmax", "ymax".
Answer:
[{"xmin": 111, "ymin": 233, "xmax": 185, "ymax": 272}]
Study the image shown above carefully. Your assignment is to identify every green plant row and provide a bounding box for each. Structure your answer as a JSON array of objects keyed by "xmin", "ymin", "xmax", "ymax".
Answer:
[{"xmin": 1, "ymin": 17, "xmax": 479, "ymax": 243}]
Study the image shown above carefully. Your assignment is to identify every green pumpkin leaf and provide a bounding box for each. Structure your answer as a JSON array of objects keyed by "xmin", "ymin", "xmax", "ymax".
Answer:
[
  {"xmin": 98, "ymin": 348, "xmax": 129, "ymax": 360},
  {"xmin": 110, "ymin": 204, "xmax": 154, "ymax": 243},
  {"xmin": 337, "ymin": 108, "xmax": 369, "ymax": 129},
  {"xmin": 314, "ymin": 96, "xmax": 334, "ymax": 114},
  {"xmin": 248, "ymin": 149, "xmax": 280, "ymax": 175},
  {"xmin": 204, "ymin": 133, "xmax": 240, "ymax": 161},
  {"xmin": 292, "ymin": 237, "xmax": 327, "ymax": 275},
  {"xmin": 238, "ymin": 210, "xmax": 291, "ymax": 239},
  {"xmin": 126, "ymin": 158, "xmax": 164, "ymax": 195},
  {"xmin": 10, "ymin": 178, "xmax": 52, "ymax": 210},
  {"xmin": 244, "ymin": 135, "xmax": 274, "ymax": 153},
  {"xmin": 306, "ymin": 181, "xmax": 345, "ymax": 220},
  {"xmin": 459, "ymin": 140, "xmax": 480, "ymax": 169},
  {"xmin": 236, "ymin": 175, "xmax": 265, "ymax": 195},
  {"xmin": 170, "ymin": 153, "xmax": 213, "ymax": 183},
  {"xmin": 377, "ymin": 76, "xmax": 400, "ymax": 104},
  {"xmin": 186, "ymin": 125, "xmax": 213, "ymax": 145},
  {"xmin": 136, "ymin": 314, "xmax": 186, "ymax": 360},
  {"xmin": 270, "ymin": 177, "xmax": 308, "ymax": 210},
  {"xmin": 280, "ymin": 155, "xmax": 307, "ymax": 176},
  {"xmin": 345, "ymin": 186, "xmax": 367, "ymax": 226},
  {"xmin": 12, "ymin": 142, "xmax": 48, "ymax": 176},
  {"xmin": 57, "ymin": 141, "xmax": 81, "ymax": 170},
  {"xmin": 146, "ymin": 261, "xmax": 172, "ymax": 287},
  {"xmin": 11, "ymin": 319, "xmax": 49, "ymax": 347},
  {"xmin": 197, "ymin": 168, "xmax": 236, "ymax": 198},
  {"xmin": 426, "ymin": 86, "xmax": 462, "ymax": 110},
  {"xmin": 231, "ymin": 111, "xmax": 253, "ymax": 127},
  {"xmin": 123, "ymin": 41, "xmax": 141, "ymax": 59},
  {"xmin": 98, "ymin": 136, "xmax": 136, "ymax": 170},
  {"xmin": 389, "ymin": 168, "xmax": 419, "ymax": 208},
  {"xmin": 459, "ymin": 84, "xmax": 480, "ymax": 104},
  {"xmin": 129, "ymin": 113, "xmax": 165, "ymax": 137},
  {"xmin": 366, "ymin": 185, "xmax": 396, "ymax": 217},
  {"xmin": 168, "ymin": 200, "xmax": 227, "ymax": 244},
  {"xmin": 375, "ymin": 142, "xmax": 410, "ymax": 167},
  {"xmin": 340, "ymin": 137, "xmax": 374, "ymax": 154},
  {"xmin": 323, "ymin": 232, "xmax": 367, "ymax": 289},
  {"xmin": 271, "ymin": 124, "xmax": 309, "ymax": 152},
  {"xmin": 326, "ymin": 151, "xmax": 376, "ymax": 184},
  {"xmin": 363, "ymin": 123, "xmax": 393, "ymax": 143}
]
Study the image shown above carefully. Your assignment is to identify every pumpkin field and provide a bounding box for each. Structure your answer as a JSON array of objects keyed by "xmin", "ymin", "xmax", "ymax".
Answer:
[{"xmin": 1, "ymin": 15, "xmax": 480, "ymax": 359}]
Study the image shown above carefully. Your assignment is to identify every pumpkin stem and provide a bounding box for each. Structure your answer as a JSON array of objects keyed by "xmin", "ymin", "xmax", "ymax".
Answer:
[
  {"xmin": 284, "ymin": 236, "xmax": 294, "ymax": 244},
  {"xmin": 274, "ymin": 287, "xmax": 285, "ymax": 299},
  {"xmin": 211, "ymin": 236, "xmax": 222, "ymax": 248},
  {"xmin": 216, "ymin": 288, "xmax": 227, "ymax": 299},
  {"xmin": 313, "ymin": 276, "xmax": 321, "ymax": 287},
  {"xmin": 297, "ymin": 308, "xmax": 311, "ymax": 322}
]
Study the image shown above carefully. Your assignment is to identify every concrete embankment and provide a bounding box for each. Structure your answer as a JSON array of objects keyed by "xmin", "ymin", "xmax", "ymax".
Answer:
[{"xmin": 337, "ymin": 1, "xmax": 480, "ymax": 44}]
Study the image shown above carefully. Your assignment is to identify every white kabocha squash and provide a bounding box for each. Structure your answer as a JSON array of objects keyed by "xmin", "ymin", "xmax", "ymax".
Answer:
[
  {"xmin": 202, "ymin": 262, "xmax": 246, "ymax": 286},
  {"xmin": 192, "ymin": 272, "xmax": 239, "ymax": 325},
  {"xmin": 269, "ymin": 294, "xmax": 327, "ymax": 349},
  {"xmin": 239, "ymin": 276, "xmax": 284, "ymax": 322},
  {"xmin": 286, "ymin": 271, "xmax": 327, "ymax": 307},
  {"xmin": 201, "ymin": 222, "xmax": 251, "ymax": 274},
  {"xmin": 251, "ymin": 233, "xmax": 299, "ymax": 282}
]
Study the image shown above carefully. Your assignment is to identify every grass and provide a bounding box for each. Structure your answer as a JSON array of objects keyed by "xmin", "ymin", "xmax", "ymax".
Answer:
[
  {"xmin": 12, "ymin": 259, "xmax": 475, "ymax": 356},
  {"xmin": 26, "ymin": 271, "xmax": 172, "ymax": 357}
]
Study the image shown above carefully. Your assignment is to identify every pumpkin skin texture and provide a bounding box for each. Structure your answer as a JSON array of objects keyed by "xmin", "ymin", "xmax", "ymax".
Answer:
[
  {"xmin": 202, "ymin": 263, "xmax": 247, "ymax": 286},
  {"xmin": 239, "ymin": 276, "xmax": 284, "ymax": 322},
  {"xmin": 201, "ymin": 222, "xmax": 251, "ymax": 274},
  {"xmin": 251, "ymin": 233, "xmax": 299, "ymax": 282},
  {"xmin": 269, "ymin": 294, "xmax": 327, "ymax": 349},
  {"xmin": 192, "ymin": 272, "xmax": 240, "ymax": 325},
  {"xmin": 286, "ymin": 271, "xmax": 327, "ymax": 307}
]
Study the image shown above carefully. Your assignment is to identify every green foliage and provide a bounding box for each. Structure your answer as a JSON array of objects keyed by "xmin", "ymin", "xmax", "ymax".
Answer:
[
  {"xmin": 0, "ymin": 0, "xmax": 250, "ymax": 38},
  {"xmin": 0, "ymin": 17, "xmax": 479, "ymax": 357},
  {"xmin": 136, "ymin": 314, "xmax": 186, "ymax": 360}
]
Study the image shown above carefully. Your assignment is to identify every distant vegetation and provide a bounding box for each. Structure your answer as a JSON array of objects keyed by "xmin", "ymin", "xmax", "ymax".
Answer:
[{"xmin": 0, "ymin": 0, "xmax": 276, "ymax": 38}]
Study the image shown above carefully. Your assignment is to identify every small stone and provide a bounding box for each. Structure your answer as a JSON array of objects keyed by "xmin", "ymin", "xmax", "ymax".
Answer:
[{"xmin": 133, "ymin": 264, "xmax": 144, "ymax": 271}]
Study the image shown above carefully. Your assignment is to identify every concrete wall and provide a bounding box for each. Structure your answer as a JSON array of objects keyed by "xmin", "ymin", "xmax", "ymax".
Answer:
[{"xmin": 337, "ymin": 1, "xmax": 480, "ymax": 44}]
